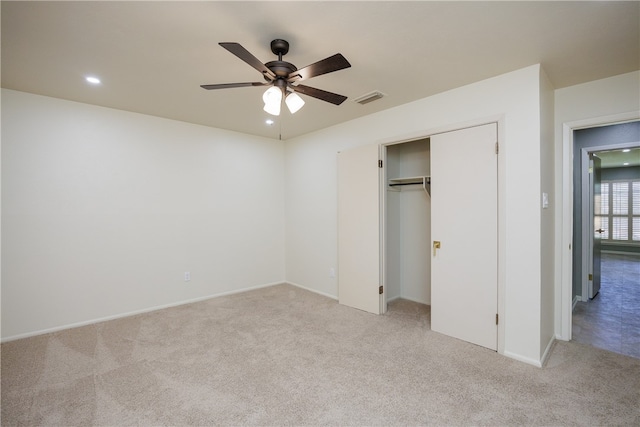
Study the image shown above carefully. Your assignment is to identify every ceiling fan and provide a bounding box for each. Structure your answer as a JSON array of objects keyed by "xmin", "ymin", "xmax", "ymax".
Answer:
[{"xmin": 201, "ymin": 39, "xmax": 351, "ymax": 116}]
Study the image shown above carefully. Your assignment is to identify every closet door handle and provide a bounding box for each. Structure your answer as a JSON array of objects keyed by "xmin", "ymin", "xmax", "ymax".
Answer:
[{"xmin": 433, "ymin": 241, "xmax": 441, "ymax": 256}]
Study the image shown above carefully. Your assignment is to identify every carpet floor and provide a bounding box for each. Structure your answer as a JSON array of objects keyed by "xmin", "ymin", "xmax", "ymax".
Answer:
[{"xmin": 2, "ymin": 283, "xmax": 639, "ymax": 426}]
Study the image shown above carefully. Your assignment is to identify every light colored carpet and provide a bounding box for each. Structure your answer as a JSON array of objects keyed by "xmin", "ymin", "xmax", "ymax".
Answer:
[{"xmin": 2, "ymin": 283, "xmax": 639, "ymax": 426}]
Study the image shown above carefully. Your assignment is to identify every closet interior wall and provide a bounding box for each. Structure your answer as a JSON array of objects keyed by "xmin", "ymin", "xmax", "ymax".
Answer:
[{"xmin": 384, "ymin": 138, "xmax": 431, "ymax": 305}]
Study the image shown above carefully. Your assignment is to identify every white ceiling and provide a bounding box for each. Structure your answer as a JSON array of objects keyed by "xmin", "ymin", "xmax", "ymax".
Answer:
[
  {"xmin": 2, "ymin": 1, "xmax": 638, "ymax": 140},
  {"xmin": 596, "ymin": 148, "xmax": 640, "ymax": 168}
]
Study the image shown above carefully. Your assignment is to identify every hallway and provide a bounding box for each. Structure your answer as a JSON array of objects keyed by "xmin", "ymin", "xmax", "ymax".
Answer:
[{"xmin": 573, "ymin": 253, "xmax": 640, "ymax": 358}]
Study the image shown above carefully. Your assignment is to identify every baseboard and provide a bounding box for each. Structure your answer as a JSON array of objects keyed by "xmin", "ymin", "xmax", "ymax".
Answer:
[
  {"xmin": 285, "ymin": 281, "xmax": 338, "ymax": 301},
  {"xmin": 386, "ymin": 295, "xmax": 402, "ymax": 303},
  {"xmin": 572, "ymin": 295, "xmax": 579, "ymax": 310},
  {"xmin": 540, "ymin": 336, "xmax": 556, "ymax": 367},
  {"xmin": 1, "ymin": 281, "xmax": 285, "ymax": 343},
  {"xmin": 602, "ymin": 249, "xmax": 640, "ymax": 256},
  {"xmin": 503, "ymin": 350, "xmax": 543, "ymax": 368},
  {"xmin": 397, "ymin": 295, "xmax": 430, "ymax": 305},
  {"xmin": 503, "ymin": 336, "xmax": 556, "ymax": 368}
]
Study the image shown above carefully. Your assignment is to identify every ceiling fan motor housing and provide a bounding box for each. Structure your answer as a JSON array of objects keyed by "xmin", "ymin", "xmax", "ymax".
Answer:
[{"xmin": 264, "ymin": 60, "xmax": 297, "ymax": 80}]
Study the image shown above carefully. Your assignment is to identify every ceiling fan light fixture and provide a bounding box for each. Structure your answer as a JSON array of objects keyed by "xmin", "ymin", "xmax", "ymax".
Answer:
[
  {"xmin": 263, "ymin": 86, "xmax": 283, "ymax": 116},
  {"xmin": 263, "ymin": 101, "xmax": 281, "ymax": 116},
  {"xmin": 285, "ymin": 91, "xmax": 305, "ymax": 114}
]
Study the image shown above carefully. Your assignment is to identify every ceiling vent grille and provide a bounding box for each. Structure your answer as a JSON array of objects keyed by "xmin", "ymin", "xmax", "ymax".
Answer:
[{"xmin": 353, "ymin": 91, "xmax": 385, "ymax": 105}]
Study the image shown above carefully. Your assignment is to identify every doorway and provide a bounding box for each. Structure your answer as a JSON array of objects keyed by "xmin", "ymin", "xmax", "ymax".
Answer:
[
  {"xmin": 570, "ymin": 122, "xmax": 640, "ymax": 356},
  {"xmin": 383, "ymin": 137, "xmax": 431, "ymax": 308}
]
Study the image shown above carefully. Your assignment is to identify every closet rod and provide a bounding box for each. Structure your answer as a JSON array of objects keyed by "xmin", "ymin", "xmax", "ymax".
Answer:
[
  {"xmin": 388, "ymin": 182, "xmax": 423, "ymax": 187},
  {"xmin": 389, "ymin": 178, "xmax": 430, "ymax": 187}
]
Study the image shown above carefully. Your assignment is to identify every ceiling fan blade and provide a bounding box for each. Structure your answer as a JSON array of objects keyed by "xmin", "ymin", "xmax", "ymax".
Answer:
[
  {"xmin": 200, "ymin": 82, "xmax": 268, "ymax": 90},
  {"xmin": 287, "ymin": 53, "xmax": 351, "ymax": 82},
  {"xmin": 219, "ymin": 42, "xmax": 276, "ymax": 80},
  {"xmin": 291, "ymin": 84, "xmax": 347, "ymax": 105}
]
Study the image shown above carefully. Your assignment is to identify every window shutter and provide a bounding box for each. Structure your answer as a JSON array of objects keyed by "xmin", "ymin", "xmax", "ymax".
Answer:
[{"xmin": 600, "ymin": 179, "xmax": 640, "ymax": 243}]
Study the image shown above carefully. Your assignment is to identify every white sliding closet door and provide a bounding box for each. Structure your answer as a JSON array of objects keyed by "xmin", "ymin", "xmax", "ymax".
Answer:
[
  {"xmin": 431, "ymin": 123, "xmax": 498, "ymax": 350},
  {"xmin": 337, "ymin": 144, "xmax": 381, "ymax": 314}
]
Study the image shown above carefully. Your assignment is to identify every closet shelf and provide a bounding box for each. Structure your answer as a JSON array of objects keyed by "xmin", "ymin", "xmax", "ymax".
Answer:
[
  {"xmin": 388, "ymin": 176, "xmax": 430, "ymax": 185},
  {"xmin": 388, "ymin": 176, "xmax": 431, "ymax": 195}
]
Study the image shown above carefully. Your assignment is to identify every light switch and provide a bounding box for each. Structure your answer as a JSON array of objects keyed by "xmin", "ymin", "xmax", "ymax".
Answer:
[{"xmin": 542, "ymin": 192, "xmax": 549, "ymax": 209}]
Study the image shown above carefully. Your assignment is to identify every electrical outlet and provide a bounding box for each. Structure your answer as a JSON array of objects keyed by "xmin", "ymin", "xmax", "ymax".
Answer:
[{"xmin": 184, "ymin": 272, "xmax": 191, "ymax": 282}]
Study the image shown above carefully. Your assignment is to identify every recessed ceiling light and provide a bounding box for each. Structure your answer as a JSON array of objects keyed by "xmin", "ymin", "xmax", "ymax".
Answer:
[
  {"xmin": 265, "ymin": 119, "xmax": 274, "ymax": 126},
  {"xmin": 85, "ymin": 76, "xmax": 101, "ymax": 84},
  {"xmin": 622, "ymin": 149, "xmax": 630, "ymax": 152},
  {"xmin": 623, "ymin": 162, "xmax": 630, "ymax": 166}
]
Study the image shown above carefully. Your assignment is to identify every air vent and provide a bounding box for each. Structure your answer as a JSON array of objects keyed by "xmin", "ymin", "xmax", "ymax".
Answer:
[{"xmin": 353, "ymin": 91, "xmax": 385, "ymax": 105}]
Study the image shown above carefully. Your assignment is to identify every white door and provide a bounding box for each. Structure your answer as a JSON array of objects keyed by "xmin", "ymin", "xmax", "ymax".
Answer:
[
  {"xmin": 430, "ymin": 123, "xmax": 498, "ymax": 350},
  {"xmin": 337, "ymin": 144, "xmax": 381, "ymax": 314},
  {"xmin": 589, "ymin": 155, "xmax": 603, "ymax": 298}
]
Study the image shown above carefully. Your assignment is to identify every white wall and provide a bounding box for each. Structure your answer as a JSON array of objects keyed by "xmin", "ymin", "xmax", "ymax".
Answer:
[
  {"xmin": 1, "ymin": 89, "xmax": 286, "ymax": 340},
  {"xmin": 554, "ymin": 71, "xmax": 640, "ymax": 126},
  {"xmin": 553, "ymin": 71, "xmax": 640, "ymax": 339},
  {"xmin": 285, "ymin": 65, "xmax": 546, "ymax": 364}
]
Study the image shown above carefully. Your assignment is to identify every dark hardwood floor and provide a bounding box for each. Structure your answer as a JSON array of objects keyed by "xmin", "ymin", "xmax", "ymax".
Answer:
[{"xmin": 573, "ymin": 252, "xmax": 640, "ymax": 359}]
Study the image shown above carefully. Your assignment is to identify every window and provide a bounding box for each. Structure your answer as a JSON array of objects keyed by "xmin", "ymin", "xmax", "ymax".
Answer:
[{"xmin": 595, "ymin": 179, "xmax": 640, "ymax": 244}]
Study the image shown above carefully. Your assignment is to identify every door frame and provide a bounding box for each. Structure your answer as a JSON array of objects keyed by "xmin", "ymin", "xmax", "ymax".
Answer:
[
  {"xmin": 377, "ymin": 115, "xmax": 506, "ymax": 355},
  {"xmin": 558, "ymin": 111, "xmax": 640, "ymax": 341}
]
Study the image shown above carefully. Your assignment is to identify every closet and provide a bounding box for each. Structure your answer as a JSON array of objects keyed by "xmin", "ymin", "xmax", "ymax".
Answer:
[
  {"xmin": 338, "ymin": 122, "xmax": 499, "ymax": 351},
  {"xmin": 383, "ymin": 138, "xmax": 431, "ymax": 307}
]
